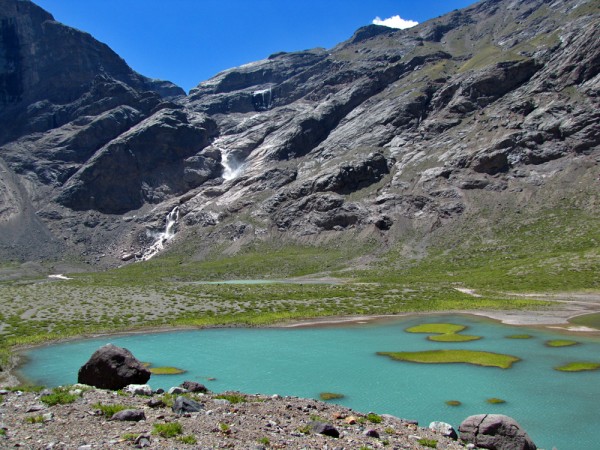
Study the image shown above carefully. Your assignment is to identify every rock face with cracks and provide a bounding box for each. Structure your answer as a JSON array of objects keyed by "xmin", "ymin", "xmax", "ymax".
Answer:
[{"xmin": 459, "ymin": 414, "xmax": 537, "ymax": 450}]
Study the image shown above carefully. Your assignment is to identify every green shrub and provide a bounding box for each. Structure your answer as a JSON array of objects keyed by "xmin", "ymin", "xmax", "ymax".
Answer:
[
  {"xmin": 257, "ymin": 436, "xmax": 270, "ymax": 445},
  {"xmin": 152, "ymin": 422, "xmax": 183, "ymax": 438}
]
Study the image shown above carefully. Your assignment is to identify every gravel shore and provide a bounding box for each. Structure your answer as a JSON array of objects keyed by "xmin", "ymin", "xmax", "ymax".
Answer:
[{"xmin": 0, "ymin": 387, "xmax": 467, "ymax": 449}]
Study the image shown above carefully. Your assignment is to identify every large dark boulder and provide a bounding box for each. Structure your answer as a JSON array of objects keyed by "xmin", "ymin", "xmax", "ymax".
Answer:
[
  {"xmin": 77, "ymin": 344, "xmax": 150, "ymax": 390},
  {"xmin": 459, "ymin": 414, "xmax": 536, "ymax": 450}
]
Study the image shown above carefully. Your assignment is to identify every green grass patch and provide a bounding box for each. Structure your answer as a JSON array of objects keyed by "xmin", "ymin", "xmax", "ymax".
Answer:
[
  {"xmin": 177, "ymin": 435, "xmax": 197, "ymax": 444},
  {"xmin": 378, "ymin": 349, "xmax": 520, "ymax": 369},
  {"xmin": 486, "ymin": 397, "xmax": 506, "ymax": 404},
  {"xmin": 93, "ymin": 402, "xmax": 128, "ymax": 417},
  {"xmin": 40, "ymin": 387, "xmax": 79, "ymax": 406},
  {"xmin": 554, "ymin": 362, "xmax": 600, "ymax": 372},
  {"xmin": 546, "ymin": 340, "xmax": 579, "ymax": 347},
  {"xmin": 153, "ymin": 422, "xmax": 183, "ymax": 438},
  {"xmin": 366, "ymin": 412, "xmax": 382, "ymax": 423},
  {"xmin": 445, "ymin": 400, "xmax": 461, "ymax": 406},
  {"xmin": 418, "ymin": 438, "xmax": 438, "ymax": 448},
  {"xmin": 319, "ymin": 392, "xmax": 345, "ymax": 401},
  {"xmin": 148, "ymin": 366, "xmax": 186, "ymax": 375},
  {"xmin": 506, "ymin": 334, "xmax": 533, "ymax": 339},
  {"xmin": 25, "ymin": 415, "xmax": 45, "ymax": 424}
]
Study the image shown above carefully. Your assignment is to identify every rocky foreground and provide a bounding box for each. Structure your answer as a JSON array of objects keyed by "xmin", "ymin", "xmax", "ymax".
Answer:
[{"xmin": 0, "ymin": 385, "xmax": 471, "ymax": 450}]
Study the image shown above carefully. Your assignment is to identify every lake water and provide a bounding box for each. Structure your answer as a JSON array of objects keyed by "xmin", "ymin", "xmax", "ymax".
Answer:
[{"xmin": 19, "ymin": 315, "xmax": 600, "ymax": 449}]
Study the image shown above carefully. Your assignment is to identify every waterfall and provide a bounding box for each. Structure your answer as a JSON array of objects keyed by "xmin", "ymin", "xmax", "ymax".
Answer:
[
  {"xmin": 139, "ymin": 206, "xmax": 179, "ymax": 261},
  {"xmin": 220, "ymin": 147, "xmax": 244, "ymax": 180},
  {"xmin": 252, "ymin": 85, "xmax": 272, "ymax": 110}
]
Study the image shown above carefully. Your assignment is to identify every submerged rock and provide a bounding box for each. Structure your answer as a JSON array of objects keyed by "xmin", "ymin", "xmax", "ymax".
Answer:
[{"xmin": 77, "ymin": 344, "xmax": 150, "ymax": 390}]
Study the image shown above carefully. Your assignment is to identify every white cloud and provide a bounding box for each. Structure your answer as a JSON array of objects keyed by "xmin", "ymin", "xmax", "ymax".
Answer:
[{"xmin": 372, "ymin": 15, "xmax": 418, "ymax": 29}]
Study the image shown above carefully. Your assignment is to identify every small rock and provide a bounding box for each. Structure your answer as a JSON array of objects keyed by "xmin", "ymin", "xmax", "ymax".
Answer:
[
  {"xmin": 147, "ymin": 398, "xmax": 165, "ymax": 408},
  {"xmin": 42, "ymin": 413, "xmax": 53, "ymax": 422},
  {"xmin": 155, "ymin": 388, "xmax": 164, "ymax": 394},
  {"xmin": 26, "ymin": 405, "xmax": 45, "ymax": 413},
  {"xmin": 310, "ymin": 421, "xmax": 340, "ymax": 438},
  {"xmin": 0, "ymin": 389, "xmax": 8, "ymax": 395},
  {"xmin": 180, "ymin": 381, "xmax": 207, "ymax": 393},
  {"xmin": 213, "ymin": 399, "xmax": 230, "ymax": 405},
  {"xmin": 364, "ymin": 429, "xmax": 380, "ymax": 438},
  {"xmin": 111, "ymin": 409, "xmax": 146, "ymax": 421},
  {"xmin": 134, "ymin": 434, "xmax": 151, "ymax": 448},
  {"xmin": 125, "ymin": 384, "xmax": 153, "ymax": 396},
  {"xmin": 429, "ymin": 421, "xmax": 458, "ymax": 439},
  {"xmin": 344, "ymin": 416, "xmax": 357, "ymax": 424},
  {"xmin": 172, "ymin": 396, "xmax": 203, "ymax": 414},
  {"xmin": 77, "ymin": 446, "xmax": 92, "ymax": 450}
]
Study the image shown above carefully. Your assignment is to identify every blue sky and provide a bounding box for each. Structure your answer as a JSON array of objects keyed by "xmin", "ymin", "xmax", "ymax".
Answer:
[{"xmin": 34, "ymin": 0, "xmax": 475, "ymax": 93}]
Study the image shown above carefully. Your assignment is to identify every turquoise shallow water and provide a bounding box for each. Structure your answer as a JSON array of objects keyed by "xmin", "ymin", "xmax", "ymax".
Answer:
[{"xmin": 19, "ymin": 315, "xmax": 600, "ymax": 449}]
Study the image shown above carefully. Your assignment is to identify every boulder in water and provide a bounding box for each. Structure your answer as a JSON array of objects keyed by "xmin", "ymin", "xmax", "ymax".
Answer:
[{"xmin": 77, "ymin": 344, "xmax": 150, "ymax": 390}]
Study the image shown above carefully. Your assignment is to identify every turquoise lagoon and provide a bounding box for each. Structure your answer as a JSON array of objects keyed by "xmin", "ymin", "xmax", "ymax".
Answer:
[{"xmin": 19, "ymin": 315, "xmax": 600, "ymax": 449}]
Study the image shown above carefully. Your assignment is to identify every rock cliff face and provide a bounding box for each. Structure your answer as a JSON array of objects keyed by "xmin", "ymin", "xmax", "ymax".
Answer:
[{"xmin": 0, "ymin": 0, "xmax": 598, "ymax": 266}]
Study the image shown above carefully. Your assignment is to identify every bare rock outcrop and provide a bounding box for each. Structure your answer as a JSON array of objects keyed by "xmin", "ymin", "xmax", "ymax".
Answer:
[{"xmin": 459, "ymin": 414, "xmax": 537, "ymax": 450}]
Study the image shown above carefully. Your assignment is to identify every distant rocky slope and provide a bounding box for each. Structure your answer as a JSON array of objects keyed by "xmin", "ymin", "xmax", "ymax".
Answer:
[{"xmin": 0, "ymin": 0, "xmax": 598, "ymax": 268}]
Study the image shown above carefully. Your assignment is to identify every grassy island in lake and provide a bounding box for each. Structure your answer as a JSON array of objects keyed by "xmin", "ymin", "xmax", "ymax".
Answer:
[
  {"xmin": 405, "ymin": 323, "xmax": 481, "ymax": 342},
  {"xmin": 148, "ymin": 366, "xmax": 186, "ymax": 375},
  {"xmin": 554, "ymin": 362, "xmax": 600, "ymax": 372},
  {"xmin": 546, "ymin": 339, "xmax": 579, "ymax": 347},
  {"xmin": 377, "ymin": 349, "xmax": 520, "ymax": 369}
]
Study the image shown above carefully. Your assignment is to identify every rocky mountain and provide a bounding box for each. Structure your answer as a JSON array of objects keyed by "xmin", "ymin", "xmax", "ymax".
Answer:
[{"xmin": 0, "ymin": 0, "xmax": 598, "ymax": 270}]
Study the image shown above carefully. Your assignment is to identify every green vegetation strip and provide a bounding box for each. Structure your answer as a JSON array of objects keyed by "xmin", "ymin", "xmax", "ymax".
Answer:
[
  {"xmin": 546, "ymin": 340, "xmax": 579, "ymax": 347},
  {"xmin": 554, "ymin": 362, "xmax": 600, "ymax": 372},
  {"xmin": 377, "ymin": 350, "xmax": 520, "ymax": 369}
]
